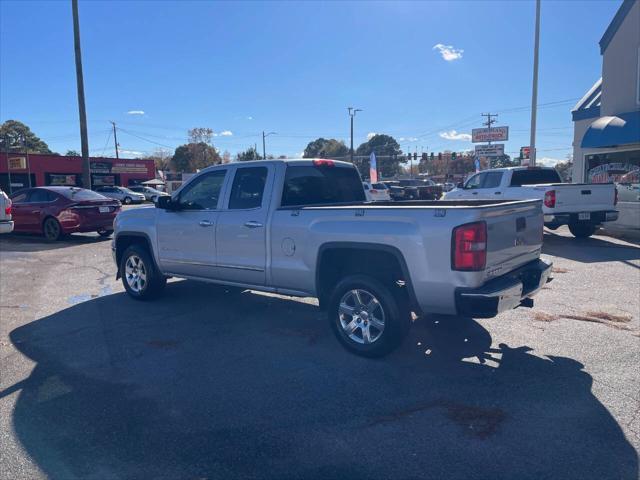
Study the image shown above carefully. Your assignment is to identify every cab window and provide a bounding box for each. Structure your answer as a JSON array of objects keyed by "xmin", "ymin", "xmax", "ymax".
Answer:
[
  {"xmin": 229, "ymin": 167, "xmax": 268, "ymax": 209},
  {"xmin": 178, "ymin": 170, "xmax": 227, "ymax": 210},
  {"xmin": 464, "ymin": 173, "xmax": 484, "ymax": 189}
]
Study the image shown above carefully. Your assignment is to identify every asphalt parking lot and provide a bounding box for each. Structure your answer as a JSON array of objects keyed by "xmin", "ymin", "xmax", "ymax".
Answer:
[{"xmin": 0, "ymin": 225, "xmax": 639, "ymax": 479}]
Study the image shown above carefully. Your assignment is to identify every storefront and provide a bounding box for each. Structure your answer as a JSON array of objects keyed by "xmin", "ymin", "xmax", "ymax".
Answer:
[
  {"xmin": 0, "ymin": 153, "xmax": 155, "ymax": 194},
  {"xmin": 571, "ymin": 0, "xmax": 640, "ymax": 230}
]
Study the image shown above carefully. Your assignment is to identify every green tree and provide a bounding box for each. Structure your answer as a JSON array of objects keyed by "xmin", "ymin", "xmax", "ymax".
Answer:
[
  {"xmin": 355, "ymin": 134, "xmax": 404, "ymax": 178},
  {"xmin": 236, "ymin": 146, "xmax": 262, "ymax": 161},
  {"xmin": 65, "ymin": 150, "xmax": 81, "ymax": 156},
  {"xmin": 144, "ymin": 148, "xmax": 172, "ymax": 171},
  {"xmin": 170, "ymin": 145, "xmax": 192, "ymax": 172},
  {"xmin": 490, "ymin": 155, "xmax": 516, "ymax": 168},
  {"xmin": 0, "ymin": 120, "xmax": 53, "ymax": 153},
  {"xmin": 303, "ymin": 138, "xmax": 349, "ymax": 159}
]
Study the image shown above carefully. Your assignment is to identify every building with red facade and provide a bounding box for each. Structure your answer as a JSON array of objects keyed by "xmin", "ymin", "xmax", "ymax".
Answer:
[{"xmin": 0, "ymin": 153, "xmax": 155, "ymax": 194}]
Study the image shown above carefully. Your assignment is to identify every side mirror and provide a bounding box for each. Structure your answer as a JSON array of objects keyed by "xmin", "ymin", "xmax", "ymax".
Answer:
[
  {"xmin": 156, "ymin": 195, "xmax": 177, "ymax": 210},
  {"xmin": 457, "ymin": 182, "xmax": 464, "ymax": 189}
]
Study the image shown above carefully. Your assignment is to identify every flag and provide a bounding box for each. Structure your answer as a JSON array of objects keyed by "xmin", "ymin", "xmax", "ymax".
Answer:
[
  {"xmin": 369, "ymin": 151, "xmax": 378, "ymax": 183},
  {"xmin": 474, "ymin": 157, "xmax": 480, "ymax": 173}
]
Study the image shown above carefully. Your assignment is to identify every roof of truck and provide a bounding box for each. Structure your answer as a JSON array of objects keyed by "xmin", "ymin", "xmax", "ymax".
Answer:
[{"xmin": 199, "ymin": 158, "xmax": 355, "ymax": 173}]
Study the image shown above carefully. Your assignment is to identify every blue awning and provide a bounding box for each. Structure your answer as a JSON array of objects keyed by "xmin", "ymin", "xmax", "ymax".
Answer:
[{"xmin": 581, "ymin": 111, "xmax": 640, "ymax": 148}]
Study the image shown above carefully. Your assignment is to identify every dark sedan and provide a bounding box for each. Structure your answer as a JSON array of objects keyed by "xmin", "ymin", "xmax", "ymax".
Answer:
[{"xmin": 10, "ymin": 186, "xmax": 121, "ymax": 241}]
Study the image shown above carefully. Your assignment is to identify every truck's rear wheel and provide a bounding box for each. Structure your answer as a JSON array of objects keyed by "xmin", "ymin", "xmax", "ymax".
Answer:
[
  {"xmin": 328, "ymin": 274, "xmax": 410, "ymax": 357},
  {"xmin": 568, "ymin": 222, "xmax": 597, "ymax": 238},
  {"xmin": 120, "ymin": 244, "xmax": 166, "ymax": 300}
]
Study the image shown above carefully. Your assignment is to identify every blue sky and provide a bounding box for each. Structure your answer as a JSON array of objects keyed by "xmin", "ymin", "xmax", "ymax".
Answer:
[{"xmin": 0, "ymin": 0, "xmax": 621, "ymax": 164}]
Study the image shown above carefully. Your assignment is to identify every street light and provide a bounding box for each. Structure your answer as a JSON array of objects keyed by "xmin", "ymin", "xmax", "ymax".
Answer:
[
  {"xmin": 262, "ymin": 131, "xmax": 276, "ymax": 159},
  {"xmin": 348, "ymin": 107, "xmax": 362, "ymax": 163}
]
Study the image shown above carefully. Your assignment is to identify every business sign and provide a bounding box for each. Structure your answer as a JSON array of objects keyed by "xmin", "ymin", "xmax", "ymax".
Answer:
[
  {"xmin": 90, "ymin": 161, "xmax": 148, "ymax": 174},
  {"xmin": 520, "ymin": 146, "xmax": 531, "ymax": 159},
  {"xmin": 475, "ymin": 144, "xmax": 504, "ymax": 157},
  {"xmin": 471, "ymin": 126, "xmax": 509, "ymax": 143},
  {"xmin": 7, "ymin": 156, "xmax": 27, "ymax": 170}
]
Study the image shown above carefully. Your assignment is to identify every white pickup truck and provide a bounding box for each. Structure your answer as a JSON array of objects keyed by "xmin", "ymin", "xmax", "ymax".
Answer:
[
  {"xmin": 0, "ymin": 187, "xmax": 14, "ymax": 234},
  {"xmin": 444, "ymin": 167, "xmax": 619, "ymax": 238},
  {"xmin": 113, "ymin": 159, "xmax": 552, "ymax": 357}
]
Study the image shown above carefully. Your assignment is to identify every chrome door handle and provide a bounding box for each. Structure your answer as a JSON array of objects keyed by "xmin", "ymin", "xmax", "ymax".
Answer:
[
  {"xmin": 244, "ymin": 221, "xmax": 263, "ymax": 228},
  {"xmin": 494, "ymin": 191, "xmax": 502, "ymax": 195},
  {"xmin": 472, "ymin": 192, "xmax": 478, "ymax": 195},
  {"xmin": 199, "ymin": 220, "xmax": 214, "ymax": 227}
]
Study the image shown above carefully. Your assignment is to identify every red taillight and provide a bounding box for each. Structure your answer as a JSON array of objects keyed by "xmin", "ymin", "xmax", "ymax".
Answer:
[
  {"xmin": 370, "ymin": 189, "xmax": 378, "ymax": 193},
  {"xmin": 544, "ymin": 189, "xmax": 556, "ymax": 208},
  {"xmin": 313, "ymin": 159, "xmax": 335, "ymax": 167},
  {"xmin": 452, "ymin": 221, "xmax": 487, "ymax": 271},
  {"xmin": 614, "ymin": 187, "xmax": 618, "ymax": 206},
  {"xmin": 4, "ymin": 199, "xmax": 11, "ymax": 216}
]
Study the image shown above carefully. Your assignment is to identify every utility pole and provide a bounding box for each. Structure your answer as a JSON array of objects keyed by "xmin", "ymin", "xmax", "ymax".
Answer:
[
  {"xmin": 481, "ymin": 113, "xmax": 498, "ymax": 169},
  {"xmin": 529, "ymin": 0, "xmax": 541, "ymax": 166},
  {"xmin": 72, "ymin": 0, "xmax": 91, "ymax": 190},
  {"xmin": 262, "ymin": 131, "xmax": 276, "ymax": 160},
  {"xmin": 110, "ymin": 121, "xmax": 119, "ymax": 159},
  {"xmin": 347, "ymin": 107, "xmax": 362, "ymax": 163},
  {"xmin": 22, "ymin": 134, "xmax": 32, "ymax": 187}
]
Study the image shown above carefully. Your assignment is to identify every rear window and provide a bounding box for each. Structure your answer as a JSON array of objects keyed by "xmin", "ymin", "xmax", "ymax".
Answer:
[
  {"xmin": 372, "ymin": 183, "xmax": 388, "ymax": 189},
  {"xmin": 281, "ymin": 165, "xmax": 365, "ymax": 207},
  {"xmin": 60, "ymin": 188, "xmax": 108, "ymax": 201},
  {"xmin": 510, "ymin": 169, "xmax": 562, "ymax": 186}
]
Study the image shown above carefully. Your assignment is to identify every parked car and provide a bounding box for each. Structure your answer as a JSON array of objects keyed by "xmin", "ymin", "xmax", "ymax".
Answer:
[
  {"xmin": 0, "ymin": 187, "xmax": 14, "ymax": 234},
  {"xmin": 443, "ymin": 166, "xmax": 619, "ymax": 238},
  {"xmin": 443, "ymin": 182, "xmax": 456, "ymax": 192},
  {"xmin": 363, "ymin": 182, "xmax": 391, "ymax": 202},
  {"xmin": 129, "ymin": 185, "xmax": 170, "ymax": 203},
  {"xmin": 113, "ymin": 159, "xmax": 551, "ymax": 357},
  {"xmin": 95, "ymin": 186, "xmax": 146, "ymax": 204},
  {"xmin": 10, "ymin": 186, "xmax": 120, "ymax": 241},
  {"xmin": 382, "ymin": 181, "xmax": 406, "ymax": 201},
  {"xmin": 398, "ymin": 179, "xmax": 443, "ymax": 200}
]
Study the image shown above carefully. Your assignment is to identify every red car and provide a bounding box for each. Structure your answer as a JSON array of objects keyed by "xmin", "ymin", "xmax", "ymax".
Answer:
[{"xmin": 10, "ymin": 186, "xmax": 121, "ymax": 241}]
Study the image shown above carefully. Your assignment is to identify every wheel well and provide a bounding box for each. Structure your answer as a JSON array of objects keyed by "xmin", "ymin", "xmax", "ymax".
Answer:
[
  {"xmin": 115, "ymin": 234, "xmax": 152, "ymax": 269},
  {"xmin": 317, "ymin": 246, "xmax": 412, "ymax": 308}
]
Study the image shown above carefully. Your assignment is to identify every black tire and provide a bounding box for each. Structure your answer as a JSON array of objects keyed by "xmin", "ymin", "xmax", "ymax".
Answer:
[
  {"xmin": 568, "ymin": 222, "xmax": 596, "ymax": 238},
  {"xmin": 43, "ymin": 217, "xmax": 62, "ymax": 242},
  {"xmin": 328, "ymin": 274, "xmax": 411, "ymax": 358},
  {"xmin": 97, "ymin": 228, "xmax": 113, "ymax": 238},
  {"xmin": 123, "ymin": 196, "xmax": 132, "ymax": 205},
  {"xmin": 120, "ymin": 244, "xmax": 166, "ymax": 300}
]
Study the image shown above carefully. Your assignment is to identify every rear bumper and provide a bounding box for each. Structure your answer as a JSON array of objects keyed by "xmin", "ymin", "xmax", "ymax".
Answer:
[
  {"xmin": 0, "ymin": 220, "xmax": 14, "ymax": 234},
  {"xmin": 544, "ymin": 210, "xmax": 618, "ymax": 226},
  {"xmin": 455, "ymin": 258, "xmax": 553, "ymax": 318}
]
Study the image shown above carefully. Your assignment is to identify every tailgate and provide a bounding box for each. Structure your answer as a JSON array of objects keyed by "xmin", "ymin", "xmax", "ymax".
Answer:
[
  {"xmin": 554, "ymin": 183, "xmax": 615, "ymax": 213},
  {"xmin": 483, "ymin": 200, "xmax": 543, "ymax": 279}
]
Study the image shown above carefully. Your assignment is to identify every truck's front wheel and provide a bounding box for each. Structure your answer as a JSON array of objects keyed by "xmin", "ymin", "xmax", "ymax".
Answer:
[
  {"xmin": 328, "ymin": 275, "xmax": 411, "ymax": 357},
  {"xmin": 121, "ymin": 245, "xmax": 166, "ymax": 300},
  {"xmin": 568, "ymin": 222, "xmax": 597, "ymax": 238}
]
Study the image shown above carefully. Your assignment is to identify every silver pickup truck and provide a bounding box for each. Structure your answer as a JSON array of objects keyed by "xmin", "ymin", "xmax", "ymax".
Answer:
[{"xmin": 113, "ymin": 159, "xmax": 552, "ymax": 357}]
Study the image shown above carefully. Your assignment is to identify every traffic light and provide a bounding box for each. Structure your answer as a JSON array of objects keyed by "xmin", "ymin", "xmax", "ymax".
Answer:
[
  {"xmin": 413, "ymin": 152, "xmax": 418, "ymax": 161},
  {"xmin": 421, "ymin": 152, "xmax": 427, "ymax": 161},
  {"xmin": 438, "ymin": 152, "xmax": 442, "ymax": 161},
  {"xmin": 451, "ymin": 152, "xmax": 457, "ymax": 160},
  {"xmin": 430, "ymin": 152, "xmax": 434, "ymax": 161}
]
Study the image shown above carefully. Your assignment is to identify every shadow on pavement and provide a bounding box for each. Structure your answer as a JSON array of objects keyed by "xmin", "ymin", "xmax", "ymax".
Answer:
[
  {"xmin": 543, "ymin": 230, "xmax": 640, "ymax": 265},
  {"xmin": 6, "ymin": 280, "xmax": 638, "ymax": 479},
  {"xmin": 0, "ymin": 232, "xmax": 111, "ymax": 253}
]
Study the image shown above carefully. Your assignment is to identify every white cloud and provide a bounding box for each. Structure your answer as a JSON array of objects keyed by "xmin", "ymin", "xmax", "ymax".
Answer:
[
  {"xmin": 247, "ymin": 116, "xmax": 253, "ymax": 120},
  {"xmin": 367, "ymin": 132, "xmax": 377, "ymax": 140},
  {"xmin": 219, "ymin": 130, "xmax": 233, "ymax": 136},
  {"xmin": 120, "ymin": 149, "xmax": 143, "ymax": 156},
  {"xmin": 126, "ymin": 110, "xmax": 145, "ymax": 115},
  {"xmin": 433, "ymin": 43, "xmax": 464, "ymax": 61},
  {"xmin": 537, "ymin": 157, "xmax": 562, "ymax": 167},
  {"xmin": 439, "ymin": 130, "xmax": 472, "ymax": 141},
  {"xmin": 399, "ymin": 137, "xmax": 418, "ymax": 142}
]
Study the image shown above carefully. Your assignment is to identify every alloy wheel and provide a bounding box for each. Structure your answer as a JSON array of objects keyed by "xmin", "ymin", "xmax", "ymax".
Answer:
[
  {"xmin": 125, "ymin": 255, "xmax": 147, "ymax": 293},
  {"xmin": 338, "ymin": 289, "xmax": 386, "ymax": 344}
]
